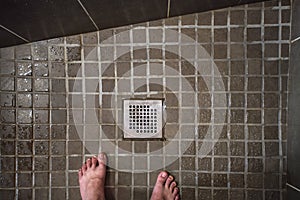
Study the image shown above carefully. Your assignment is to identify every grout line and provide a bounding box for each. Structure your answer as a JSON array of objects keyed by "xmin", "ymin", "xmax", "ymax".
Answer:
[
  {"xmin": 76, "ymin": 0, "xmax": 99, "ymax": 31},
  {"xmin": 0, "ymin": 25, "xmax": 30, "ymax": 43},
  {"xmin": 278, "ymin": 2, "xmax": 284, "ymax": 200},
  {"xmin": 287, "ymin": 183, "xmax": 300, "ymax": 192},
  {"xmin": 167, "ymin": 0, "xmax": 171, "ymax": 18},
  {"xmin": 261, "ymin": 3, "xmax": 266, "ymax": 199}
]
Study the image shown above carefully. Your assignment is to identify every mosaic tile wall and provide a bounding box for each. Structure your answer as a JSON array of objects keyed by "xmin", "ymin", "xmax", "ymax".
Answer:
[{"xmin": 0, "ymin": 0, "xmax": 290, "ymax": 199}]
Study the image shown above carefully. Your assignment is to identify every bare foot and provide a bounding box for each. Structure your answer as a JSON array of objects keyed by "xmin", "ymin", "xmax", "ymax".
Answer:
[
  {"xmin": 78, "ymin": 153, "xmax": 107, "ymax": 200},
  {"xmin": 150, "ymin": 171, "xmax": 180, "ymax": 200}
]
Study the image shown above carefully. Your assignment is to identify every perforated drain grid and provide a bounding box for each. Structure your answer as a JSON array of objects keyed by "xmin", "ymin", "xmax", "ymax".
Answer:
[{"xmin": 123, "ymin": 99, "xmax": 163, "ymax": 139}]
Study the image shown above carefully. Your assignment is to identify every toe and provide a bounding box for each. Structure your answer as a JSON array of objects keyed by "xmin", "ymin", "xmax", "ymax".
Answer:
[
  {"xmin": 175, "ymin": 194, "xmax": 180, "ymax": 200},
  {"xmin": 170, "ymin": 181, "xmax": 177, "ymax": 191},
  {"xmin": 81, "ymin": 163, "xmax": 87, "ymax": 173},
  {"xmin": 97, "ymin": 152, "xmax": 107, "ymax": 168},
  {"xmin": 78, "ymin": 169, "xmax": 83, "ymax": 180},
  {"xmin": 155, "ymin": 171, "xmax": 168, "ymax": 185},
  {"xmin": 86, "ymin": 158, "xmax": 92, "ymax": 168},
  {"xmin": 173, "ymin": 187, "xmax": 179, "ymax": 196},
  {"xmin": 165, "ymin": 175, "xmax": 173, "ymax": 188},
  {"xmin": 91, "ymin": 156, "xmax": 98, "ymax": 168}
]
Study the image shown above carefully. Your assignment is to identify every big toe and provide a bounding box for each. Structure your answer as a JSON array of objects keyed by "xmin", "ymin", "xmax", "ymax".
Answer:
[
  {"xmin": 155, "ymin": 171, "xmax": 168, "ymax": 185},
  {"xmin": 97, "ymin": 152, "xmax": 107, "ymax": 168}
]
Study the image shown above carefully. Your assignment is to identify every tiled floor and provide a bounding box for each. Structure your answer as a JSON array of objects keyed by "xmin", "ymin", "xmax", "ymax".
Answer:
[{"xmin": 0, "ymin": 0, "xmax": 290, "ymax": 199}]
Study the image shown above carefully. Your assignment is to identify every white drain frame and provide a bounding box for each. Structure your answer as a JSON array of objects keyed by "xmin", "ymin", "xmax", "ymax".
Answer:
[{"xmin": 123, "ymin": 99, "xmax": 163, "ymax": 139}]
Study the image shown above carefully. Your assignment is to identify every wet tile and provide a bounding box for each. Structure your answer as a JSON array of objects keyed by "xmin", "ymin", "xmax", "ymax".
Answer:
[
  {"xmin": 230, "ymin": 77, "xmax": 244, "ymax": 91},
  {"xmin": 0, "ymin": 47, "xmax": 14, "ymax": 59},
  {"xmin": 34, "ymin": 110, "xmax": 49, "ymax": 124},
  {"xmin": 18, "ymin": 109, "xmax": 33, "ymax": 123},
  {"xmin": 34, "ymin": 125, "xmax": 49, "ymax": 139},
  {"xmin": 0, "ymin": 61, "xmax": 15, "ymax": 75},
  {"xmin": 0, "ymin": 141, "xmax": 15, "ymax": 155},
  {"xmin": 17, "ymin": 78, "xmax": 32, "ymax": 91},
  {"xmin": 213, "ymin": 189, "xmax": 228, "ymax": 199},
  {"xmin": 67, "ymin": 47, "xmax": 81, "ymax": 61},
  {"xmin": 0, "ymin": 93, "xmax": 16, "ymax": 107},
  {"xmin": 15, "ymin": 45, "xmax": 31, "ymax": 60},
  {"xmin": 34, "ymin": 62, "xmax": 48, "ymax": 77},
  {"xmin": 17, "ymin": 94, "xmax": 32, "ymax": 107},
  {"xmin": 32, "ymin": 42, "xmax": 48, "ymax": 61},
  {"xmin": 34, "ymin": 141, "xmax": 49, "ymax": 155},
  {"xmin": 34, "ymin": 78, "xmax": 49, "ymax": 91},
  {"xmin": 17, "ymin": 61, "xmax": 32, "ymax": 76},
  {"xmin": 34, "ymin": 172, "xmax": 49, "ymax": 187},
  {"xmin": 0, "ymin": 109, "xmax": 15, "ymax": 123},
  {"xmin": 248, "ymin": 142, "xmax": 262, "ymax": 156}
]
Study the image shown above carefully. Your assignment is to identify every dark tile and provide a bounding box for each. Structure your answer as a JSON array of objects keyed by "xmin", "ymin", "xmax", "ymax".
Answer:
[
  {"xmin": 117, "ymin": 187, "xmax": 131, "ymax": 200},
  {"xmin": 51, "ymin": 188, "xmax": 66, "ymax": 199},
  {"xmin": 1, "ymin": 157, "xmax": 15, "ymax": 171},
  {"xmin": 181, "ymin": 187, "xmax": 195, "ymax": 199},
  {"xmin": 18, "ymin": 157, "xmax": 32, "ymax": 171},
  {"xmin": 213, "ymin": 189, "xmax": 228, "ymax": 199},
  {"xmin": 214, "ymin": 11, "xmax": 228, "ymax": 25},
  {"xmin": 248, "ymin": 158, "xmax": 263, "ymax": 172},
  {"xmin": 247, "ymin": 110, "xmax": 261, "ymax": 124},
  {"xmin": 198, "ymin": 188, "xmax": 212, "ymax": 200},
  {"xmin": 34, "ymin": 141, "xmax": 49, "ymax": 155},
  {"xmin": 214, "ymin": 142, "xmax": 228, "ymax": 156},
  {"xmin": 82, "ymin": 0, "xmax": 167, "ymax": 30},
  {"xmin": 0, "ymin": 1, "xmax": 96, "ymax": 44},
  {"xmin": 198, "ymin": 173, "xmax": 211, "ymax": 186},
  {"xmin": 51, "ymin": 172, "xmax": 66, "ymax": 187},
  {"xmin": 181, "ymin": 156, "xmax": 196, "ymax": 170},
  {"xmin": 231, "ymin": 10, "xmax": 245, "ymax": 25},
  {"xmin": 248, "ymin": 190, "xmax": 263, "ymax": 200},
  {"xmin": 230, "ymin": 141, "xmax": 245, "ymax": 156},
  {"xmin": 247, "ymin": 28, "xmax": 261, "ymax": 41},
  {"xmin": 230, "ymin": 125, "xmax": 244, "ymax": 139},
  {"xmin": 35, "ymin": 172, "xmax": 49, "ymax": 187},
  {"xmin": 198, "ymin": 157, "xmax": 212, "ymax": 171},
  {"xmin": 51, "ymin": 156, "xmax": 66, "ymax": 171},
  {"xmin": 265, "ymin": 142, "xmax": 279, "ymax": 157},
  {"xmin": 213, "ymin": 173, "xmax": 228, "ymax": 187},
  {"xmin": 247, "ymin": 44, "xmax": 262, "ymax": 58},
  {"xmin": 264, "ymin": 173, "xmax": 279, "ymax": 189},
  {"xmin": 230, "ymin": 174, "xmax": 244, "ymax": 188},
  {"xmin": 287, "ymin": 184, "xmax": 300, "ymax": 200},
  {"xmin": 247, "ymin": 174, "xmax": 263, "ymax": 188},
  {"xmin": 35, "ymin": 189, "xmax": 49, "ymax": 199},
  {"xmin": 18, "ymin": 189, "xmax": 32, "ymax": 199},
  {"xmin": 214, "ymin": 158, "xmax": 228, "ymax": 171},
  {"xmin": 68, "ymin": 141, "xmax": 82, "ymax": 154},
  {"xmin": 51, "ymin": 79, "xmax": 65, "ymax": 92},
  {"xmin": 134, "ymin": 173, "xmax": 147, "ymax": 186},
  {"xmin": 248, "ymin": 142, "xmax": 262, "ymax": 156},
  {"xmin": 133, "ymin": 188, "xmax": 147, "ymax": 199},
  {"xmin": 34, "ymin": 156, "xmax": 49, "ymax": 171},
  {"xmin": 231, "ymin": 158, "xmax": 245, "ymax": 172}
]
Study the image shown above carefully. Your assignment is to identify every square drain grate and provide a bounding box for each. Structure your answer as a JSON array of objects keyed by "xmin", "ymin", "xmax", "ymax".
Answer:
[{"xmin": 123, "ymin": 99, "xmax": 163, "ymax": 139}]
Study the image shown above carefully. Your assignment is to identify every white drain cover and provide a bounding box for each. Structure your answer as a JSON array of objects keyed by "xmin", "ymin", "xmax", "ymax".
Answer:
[{"xmin": 123, "ymin": 99, "xmax": 163, "ymax": 139}]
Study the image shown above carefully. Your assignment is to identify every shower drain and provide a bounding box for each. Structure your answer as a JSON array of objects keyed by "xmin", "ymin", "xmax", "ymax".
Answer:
[{"xmin": 123, "ymin": 99, "xmax": 163, "ymax": 139}]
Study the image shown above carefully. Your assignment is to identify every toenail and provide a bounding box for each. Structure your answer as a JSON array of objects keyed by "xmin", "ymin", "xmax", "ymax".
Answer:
[
  {"xmin": 161, "ymin": 172, "xmax": 167, "ymax": 177},
  {"xmin": 169, "ymin": 176, "xmax": 173, "ymax": 180}
]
